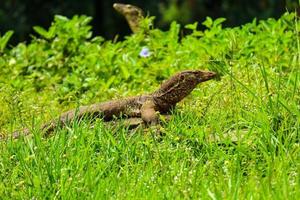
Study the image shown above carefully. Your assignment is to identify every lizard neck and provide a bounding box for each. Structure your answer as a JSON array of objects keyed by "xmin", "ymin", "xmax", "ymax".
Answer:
[
  {"xmin": 148, "ymin": 70, "xmax": 216, "ymax": 112},
  {"xmin": 125, "ymin": 14, "xmax": 143, "ymax": 33},
  {"xmin": 152, "ymin": 79, "xmax": 199, "ymax": 111}
]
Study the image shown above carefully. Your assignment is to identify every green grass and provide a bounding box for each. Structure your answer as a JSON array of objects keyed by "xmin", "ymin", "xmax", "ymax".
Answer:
[
  {"xmin": 1, "ymin": 113, "xmax": 299, "ymax": 199},
  {"xmin": 0, "ymin": 12, "xmax": 300, "ymax": 199}
]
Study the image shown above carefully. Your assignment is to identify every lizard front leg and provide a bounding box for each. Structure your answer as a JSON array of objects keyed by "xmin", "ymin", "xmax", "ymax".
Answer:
[{"xmin": 141, "ymin": 100, "xmax": 159, "ymax": 125}]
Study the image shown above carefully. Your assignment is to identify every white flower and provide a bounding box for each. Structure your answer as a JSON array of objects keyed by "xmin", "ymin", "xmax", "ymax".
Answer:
[{"xmin": 139, "ymin": 47, "xmax": 151, "ymax": 57}]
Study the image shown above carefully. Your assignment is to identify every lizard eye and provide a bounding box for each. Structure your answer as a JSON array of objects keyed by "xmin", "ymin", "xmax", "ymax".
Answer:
[{"xmin": 179, "ymin": 74, "xmax": 185, "ymax": 81}]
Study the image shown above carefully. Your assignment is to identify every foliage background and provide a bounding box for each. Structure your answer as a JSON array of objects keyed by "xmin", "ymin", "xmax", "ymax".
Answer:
[{"xmin": 0, "ymin": 0, "xmax": 299, "ymax": 44}]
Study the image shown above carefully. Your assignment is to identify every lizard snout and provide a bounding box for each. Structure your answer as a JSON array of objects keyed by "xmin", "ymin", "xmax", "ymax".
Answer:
[{"xmin": 198, "ymin": 71, "xmax": 217, "ymax": 82}]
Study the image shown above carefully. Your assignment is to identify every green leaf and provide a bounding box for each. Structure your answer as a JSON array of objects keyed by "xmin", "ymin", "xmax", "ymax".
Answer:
[
  {"xmin": 0, "ymin": 30, "xmax": 13, "ymax": 52},
  {"xmin": 120, "ymin": 64, "xmax": 130, "ymax": 80},
  {"xmin": 33, "ymin": 26, "xmax": 53, "ymax": 39},
  {"xmin": 55, "ymin": 15, "xmax": 69, "ymax": 22},
  {"xmin": 202, "ymin": 17, "xmax": 213, "ymax": 28},
  {"xmin": 214, "ymin": 18, "xmax": 226, "ymax": 26},
  {"xmin": 185, "ymin": 22, "xmax": 198, "ymax": 30}
]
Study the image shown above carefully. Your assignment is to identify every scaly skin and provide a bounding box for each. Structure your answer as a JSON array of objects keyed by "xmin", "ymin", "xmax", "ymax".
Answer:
[
  {"xmin": 8, "ymin": 70, "xmax": 216, "ymax": 139},
  {"xmin": 113, "ymin": 3, "xmax": 144, "ymax": 33}
]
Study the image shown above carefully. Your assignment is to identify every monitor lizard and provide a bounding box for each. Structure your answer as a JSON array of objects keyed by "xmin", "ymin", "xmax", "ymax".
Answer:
[
  {"xmin": 7, "ymin": 70, "xmax": 216, "ymax": 139},
  {"xmin": 113, "ymin": 3, "xmax": 144, "ymax": 33}
]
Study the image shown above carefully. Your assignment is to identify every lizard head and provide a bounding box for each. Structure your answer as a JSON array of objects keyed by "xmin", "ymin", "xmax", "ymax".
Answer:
[
  {"xmin": 113, "ymin": 3, "xmax": 144, "ymax": 33},
  {"xmin": 153, "ymin": 70, "xmax": 217, "ymax": 107},
  {"xmin": 159, "ymin": 70, "xmax": 216, "ymax": 90}
]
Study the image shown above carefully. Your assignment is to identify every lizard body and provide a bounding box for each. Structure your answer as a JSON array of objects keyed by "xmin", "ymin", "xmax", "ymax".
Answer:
[{"xmin": 9, "ymin": 70, "xmax": 216, "ymax": 138}]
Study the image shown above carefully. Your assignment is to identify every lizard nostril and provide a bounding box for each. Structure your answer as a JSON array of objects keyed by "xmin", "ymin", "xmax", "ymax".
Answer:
[{"xmin": 179, "ymin": 75, "xmax": 185, "ymax": 81}]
